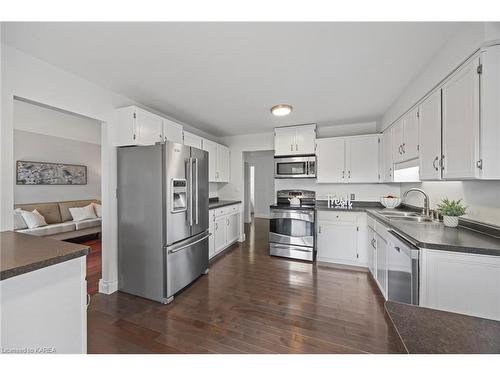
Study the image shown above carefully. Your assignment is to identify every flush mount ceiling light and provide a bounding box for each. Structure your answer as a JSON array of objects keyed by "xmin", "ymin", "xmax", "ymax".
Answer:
[{"xmin": 271, "ymin": 104, "xmax": 293, "ymax": 117}]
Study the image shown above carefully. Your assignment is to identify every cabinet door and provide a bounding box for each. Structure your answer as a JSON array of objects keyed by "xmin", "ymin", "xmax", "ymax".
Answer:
[
  {"xmin": 295, "ymin": 125, "xmax": 316, "ymax": 155},
  {"xmin": 274, "ymin": 127, "xmax": 296, "ymax": 156},
  {"xmin": 345, "ymin": 135, "xmax": 380, "ymax": 183},
  {"xmin": 316, "ymin": 138, "xmax": 345, "ymax": 183},
  {"xmin": 382, "ymin": 130, "xmax": 393, "ymax": 182},
  {"xmin": 391, "ymin": 121, "xmax": 404, "ymax": 164},
  {"xmin": 135, "ymin": 108, "xmax": 164, "ymax": 145},
  {"xmin": 216, "ymin": 144, "xmax": 230, "ymax": 182},
  {"xmin": 214, "ymin": 216, "xmax": 227, "ymax": 253},
  {"xmin": 202, "ymin": 139, "xmax": 218, "ymax": 182},
  {"xmin": 183, "ymin": 131, "xmax": 203, "ymax": 149},
  {"xmin": 375, "ymin": 234, "xmax": 388, "ymax": 299},
  {"xmin": 226, "ymin": 212, "xmax": 240, "ymax": 244},
  {"xmin": 367, "ymin": 227, "xmax": 377, "ymax": 277},
  {"xmin": 419, "ymin": 90, "xmax": 442, "ymax": 180},
  {"xmin": 163, "ymin": 118, "xmax": 183, "ymax": 143},
  {"xmin": 442, "ymin": 56, "xmax": 480, "ymax": 179},
  {"xmin": 421, "ymin": 249, "xmax": 500, "ymax": 320},
  {"xmin": 402, "ymin": 107, "xmax": 419, "ymax": 160},
  {"xmin": 317, "ymin": 220, "xmax": 357, "ymax": 265},
  {"xmin": 208, "ymin": 211, "xmax": 215, "ymax": 259}
]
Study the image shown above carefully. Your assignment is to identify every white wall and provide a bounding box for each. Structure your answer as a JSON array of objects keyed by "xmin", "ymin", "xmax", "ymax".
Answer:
[
  {"xmin": 401, "ymin": 181, "xmax": 500, "ymax": 226},
  {"xmin": 0, "ymin": 44, "xmax": 221, "ymax": 295},
  {"xmin": 244, "ymin": 150, "xmax": 275, "ymax": 218},
  {"xmin": 14, "ymin": 130, "xmax": 101, "ymax": 204},
  {"xmin": 380, "ymin": 23, "xmax": 488, "ymax": 131}
]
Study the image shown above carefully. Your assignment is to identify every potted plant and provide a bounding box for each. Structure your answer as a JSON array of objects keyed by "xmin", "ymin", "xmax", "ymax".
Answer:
[{"xmin": 437, "ymin": 198, "xmax": 467, "ymax": 228}]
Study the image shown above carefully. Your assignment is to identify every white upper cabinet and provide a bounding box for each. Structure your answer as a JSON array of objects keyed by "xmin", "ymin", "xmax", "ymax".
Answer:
[
  {"xmin": 316, "ymin": 138, "xmax": 345, "ymax": 183},
  {"xmin": 391, "ymin": 120, "xmax": 404, "ymax": 164},
  {"xmin": 162, "ymin": 118, "xmax": 183, "ymax": 144},
  {"xmin": 202, "ymin": 139, "xmax": 218, "ymax": 182},
  {"xmin": 183, "ymin": 131, "xmax": 203, "ymax": 149},
  {"xmin": 382, "ymin": 130, "xmax": 393, "ymax": 182},
  {"xmin": 391, "ymin": 108, "xmax": 419, "ymax": 164},
  {"xmin": 442, "ymin": 56, "xmax": 480, "ymax": 179},
  {"xmin": 316, "ymin": 134, "xmax": 380, "ymax": 184},
  {"xmin": 115, "ymin": 106, "xmax": 164, "ymax": 146},
  {"xmin": 216, "ymin": 144, "xmax": 230, "ymax": 182},
  {"xmin": 419, "ymin": 90, "xmax": 442, "ymax": 180},
  {"xmin": 345, "ymin": 135, "xmax": 380, "ymax": 183},
  {"xmin": 274, "ymin": 124, "xmax": 316, "ymax": 156},
  {"xmin": 202, "ymin": 139, "xmax": 230, "ymax": 183}
]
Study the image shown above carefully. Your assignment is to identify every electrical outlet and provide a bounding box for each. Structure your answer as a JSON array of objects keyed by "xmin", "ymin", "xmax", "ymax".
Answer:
[{"xmin": 350, "ymin": 193, "xmax": 356, "ymax": 201}]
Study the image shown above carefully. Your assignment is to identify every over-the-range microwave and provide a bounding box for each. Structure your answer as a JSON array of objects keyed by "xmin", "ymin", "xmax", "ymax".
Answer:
[{"xmin": 274, "ymin": 155, "xmax": 316, "ymax": 179}]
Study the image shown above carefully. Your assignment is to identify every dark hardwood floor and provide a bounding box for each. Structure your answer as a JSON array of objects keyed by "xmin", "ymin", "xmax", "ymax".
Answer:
[
  {"xmin": 82, "ymin": 238, "xmax": 102, "ymax": 296},
  {"xmin": 87, "ymin": 219, "xmax": 404, "ymax": 354}
]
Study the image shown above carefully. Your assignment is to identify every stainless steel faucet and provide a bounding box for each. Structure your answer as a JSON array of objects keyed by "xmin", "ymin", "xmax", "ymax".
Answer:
[{"xmin": 403, "ymin": 188, "xmax": 430, "ymax": 217}]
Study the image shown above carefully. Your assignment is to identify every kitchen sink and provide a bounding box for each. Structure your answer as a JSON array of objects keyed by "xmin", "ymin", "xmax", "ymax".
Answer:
[
  {"xmin": 376, "ymin": 210, "xmax": 420, "ymax": 217},
  {"xmin": 386, "ymin": 216, "xmax": 434, "ymax": 223}
]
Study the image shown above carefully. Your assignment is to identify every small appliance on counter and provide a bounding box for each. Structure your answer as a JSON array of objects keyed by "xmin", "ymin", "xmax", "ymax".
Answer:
[{"xmin": 269, "ymin": 190, "xmax": 316, "ymax": 261}]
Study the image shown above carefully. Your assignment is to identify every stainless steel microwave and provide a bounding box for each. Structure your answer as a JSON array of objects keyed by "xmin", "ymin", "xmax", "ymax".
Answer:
[{"xmin": 274, "ymin": 155, "xmax": 316, "ymax": 178}]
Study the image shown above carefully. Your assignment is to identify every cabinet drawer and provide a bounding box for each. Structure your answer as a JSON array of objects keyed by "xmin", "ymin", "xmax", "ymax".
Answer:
[
  {"xmin": 214, "ymin": 204, "xmax": 239, "ymax": 217},
  {"xmin": 317, "ymin": 211, "xmax": 359, "ymax": 223}
]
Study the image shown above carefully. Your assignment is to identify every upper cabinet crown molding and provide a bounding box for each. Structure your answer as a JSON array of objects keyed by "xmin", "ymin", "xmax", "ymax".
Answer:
[{"xmin": 274, "ymin": 124, "xmax": 316, "ymax": 156}]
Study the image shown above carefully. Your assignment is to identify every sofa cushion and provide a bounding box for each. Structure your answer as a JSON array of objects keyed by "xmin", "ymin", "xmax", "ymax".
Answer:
[
  {"xmin": 17, "ymin": 221, "xmax": 76, "ymax": 237},
  {"xmin": 14, "ymin": 202, "xmax": 62, "ymax": 224},
  {"xmin": 59, "ymin": 199, "xmax": 100, "ymax": 222},
  {"xmin": 75, "ymin": 218, "xmax": 101, "ymax": 230}
]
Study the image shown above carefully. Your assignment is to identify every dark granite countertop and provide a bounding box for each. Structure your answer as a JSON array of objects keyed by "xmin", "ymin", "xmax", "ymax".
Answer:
[
  {"xmin": 209, "ymin": 199, "xmax": 242, "ymax": 209},
  {"xmin": 0, "ymin": 231, "xmax": 90, "ymax": 280},
  {"xmin": 366, "ymin": 209, "xmax": 500, "ymax": 256},
  {"xmin": 315, "ymin": 200, "xmax": 383, "ymax": 212},
  {"xmin": 385, "ymin": 301, "xmax": 500, "ymax": 353}
]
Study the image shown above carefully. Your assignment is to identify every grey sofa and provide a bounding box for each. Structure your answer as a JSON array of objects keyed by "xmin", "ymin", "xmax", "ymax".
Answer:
[{"xmin": 14, "ymin": 199, "xmax": 101, "ymax": 240}]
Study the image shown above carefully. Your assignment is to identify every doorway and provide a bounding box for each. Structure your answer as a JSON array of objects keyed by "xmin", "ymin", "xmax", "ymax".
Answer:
[
  {"xmin": 12, "ymin": 97, "xmax": 104, "ymax": 295},
  {"xmin": 243, "ymin": 150, "xmax": 275, "ymax": 224}
]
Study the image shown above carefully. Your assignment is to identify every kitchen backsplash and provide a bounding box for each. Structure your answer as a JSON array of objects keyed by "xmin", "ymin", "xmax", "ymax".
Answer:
[
  {"xmin": 274, "ymin": 179, "xmax": 400, "ymax": 202},
  {"xmin": 209, "ymin": 183, "xmax": 219, "ymax": 198}
]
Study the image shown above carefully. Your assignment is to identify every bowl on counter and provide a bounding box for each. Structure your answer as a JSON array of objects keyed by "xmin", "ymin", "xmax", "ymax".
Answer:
[{"xmin": 380, "ymin": 196, "xmax": 402, "ymax": 209}]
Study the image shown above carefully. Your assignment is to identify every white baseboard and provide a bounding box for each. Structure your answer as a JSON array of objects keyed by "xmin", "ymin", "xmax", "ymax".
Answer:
[
  {"xmin": 239, "ymin": 233, "xmax": 246, "ymax": 242},
  {"xmin": 98, "ymin": 279, "xmax": 118, "ymax": 294}
]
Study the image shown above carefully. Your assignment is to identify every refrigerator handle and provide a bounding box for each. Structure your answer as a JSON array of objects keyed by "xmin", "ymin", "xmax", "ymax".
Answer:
[
  {"xmin": 188, "ymin": 157, "xmax": 193, "ymax": 227},
  {"xmin": 194, "ymin": 158, "xmax": 199, "ymax": 225}
]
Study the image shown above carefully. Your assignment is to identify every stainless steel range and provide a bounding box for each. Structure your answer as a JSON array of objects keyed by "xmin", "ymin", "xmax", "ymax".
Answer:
[{"xmin": 269, "ymin": 190, "xmax": 316, "ymax": 261}]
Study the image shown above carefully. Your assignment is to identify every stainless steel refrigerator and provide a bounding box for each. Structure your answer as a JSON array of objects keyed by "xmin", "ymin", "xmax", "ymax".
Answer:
[{"xmin": 117, "ymin": 141, "xmax": 209, "ymax": 304}]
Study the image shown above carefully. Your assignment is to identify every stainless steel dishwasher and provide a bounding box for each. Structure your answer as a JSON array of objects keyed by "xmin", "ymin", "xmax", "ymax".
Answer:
[{"xmin": 387, "ymin": 230, "xmax": 420, "ymax": 305}]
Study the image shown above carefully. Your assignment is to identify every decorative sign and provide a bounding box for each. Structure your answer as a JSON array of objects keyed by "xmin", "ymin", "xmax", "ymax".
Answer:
[
  {"xmin": 333, "ymin": 197, "xmax": 353, "ymax": 209},
  {"xmin": 16, "ymin": 160, "xmax": 87, "ymax": 185}
]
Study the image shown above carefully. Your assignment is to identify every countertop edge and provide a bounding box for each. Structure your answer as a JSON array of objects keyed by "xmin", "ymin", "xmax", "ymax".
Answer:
[
  {"xmin": 209, "ymin": 200, "xmax": 242, "ymax": 209},
  {"xmin": 0, "ymin": 247, "xmax": 89, "ymax": 281}
]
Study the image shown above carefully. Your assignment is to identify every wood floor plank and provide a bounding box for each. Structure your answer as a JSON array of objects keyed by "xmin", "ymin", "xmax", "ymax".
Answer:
[{"xmin": 87, "ymin": 218, "xmax": 405, "ymax": 354}]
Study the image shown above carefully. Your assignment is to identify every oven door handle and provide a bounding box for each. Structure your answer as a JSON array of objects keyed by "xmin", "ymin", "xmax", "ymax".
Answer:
[{"xmin": 271, "ymin": 211, "xmax": 314, "ymax": 222}]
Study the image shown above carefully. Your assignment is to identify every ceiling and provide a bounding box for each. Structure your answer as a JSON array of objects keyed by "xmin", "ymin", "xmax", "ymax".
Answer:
[{"xmin": 2, "ymin": 22, "xmax": 465, "ymax": 137}]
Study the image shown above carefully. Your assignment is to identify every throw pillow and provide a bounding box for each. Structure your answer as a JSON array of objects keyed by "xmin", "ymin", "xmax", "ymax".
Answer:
[
  {"xmin": 92, "ymin": 203, "xmax": 102, "ymax": 218},
  {"xmin": 13, "ymin": 208, "xmax": 28, "ymax": 230},
  {"xmin": 21, "ymin": 209, "xmax": 48, "ymax": 229},
  {"xmin": 69, "ymin": 203, "xmax": 97, "ymax": 222}
]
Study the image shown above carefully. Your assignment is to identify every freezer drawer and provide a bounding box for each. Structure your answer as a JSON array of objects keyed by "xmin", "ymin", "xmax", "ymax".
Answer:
[
  {"xmin": 269, "ymin": 243, "xmax": 314, "ymax": 261},
  {"xmin": 165, "ymin": 231, "xmax": 209, "ymax": 297}
]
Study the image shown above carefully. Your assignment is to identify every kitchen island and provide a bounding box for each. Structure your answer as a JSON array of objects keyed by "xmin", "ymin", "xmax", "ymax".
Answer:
[{"xmin": 1, "ymin": 231, "xmax": 89, "ymax": 354}]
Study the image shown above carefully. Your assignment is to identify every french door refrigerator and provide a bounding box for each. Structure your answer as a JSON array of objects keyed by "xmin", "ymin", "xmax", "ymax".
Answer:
[{"xmin": 117, "ymin": 141, "xmax": 209, "ymax": 304}]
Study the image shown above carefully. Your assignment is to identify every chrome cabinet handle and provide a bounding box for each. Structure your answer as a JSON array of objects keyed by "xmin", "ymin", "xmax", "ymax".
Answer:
[
  {"xmin": 342, "ymin": 170, "xmax": 345, "ymax": 179},
  {"xmin": 433, "ymin": 156, "xmax": 439, "ymax": 171},
  {"xmin": 398, "ymin": 145, "xmax": 402, "ymax": 155},
  {"xmin": 318, "ymin": 225, "xmax": 322, "ymax": 234},
  {"xmin": 348, "ymin": 170, "xmax": 351, "ymax": 178},
  {"xmin": 394, "ymin": 246, "xmax": 401, "ymax": 253},
  {"xmin": 290, "ymin": 144, "xmax": 293, "ymax": 151},
  {"xmin": 402, "ymin": 143, "xmax": 406, "ymax": 154},
  {"xmin": 295, "ymin": 144, "xmax": 298, "ymax": 151}
]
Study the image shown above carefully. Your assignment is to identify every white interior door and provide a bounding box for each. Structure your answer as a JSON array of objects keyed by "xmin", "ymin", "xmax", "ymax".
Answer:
[
  {"xmin": 442, "ymin": 56, "xmax": 480, "ymax": 179},
  {"xmin": 419, "ymin": 90, "xmax": 442, "ymax": 180},
  {"xmin": 316, "ymin": 138, "xmax": 345, "ymax": 183},
  {"xmin": 345, "ymin": 136, "xmax": 380, "ymax": 183}
]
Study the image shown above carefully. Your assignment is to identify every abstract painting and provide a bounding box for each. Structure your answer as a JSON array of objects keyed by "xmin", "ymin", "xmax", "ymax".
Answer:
[{"xmin": 16, "ymin": 160, "xmax": 87, "ymax": 185}]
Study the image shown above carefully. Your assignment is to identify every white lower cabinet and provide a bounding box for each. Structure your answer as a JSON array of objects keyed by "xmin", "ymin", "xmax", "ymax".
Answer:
[
  {"xmin": 316, "ymin": 211, "xmax": 367, "ymax": 267},
  {"xmin": 375, "ymin": 233, "xmax": 388, "ymax": 299},
  {"xmin": 367, "ymin": 226, "xmax": 377, "ymax": 277},
  {"xmin": 420, "ymin": 249, "xmax": 500, "ymax": 320},
  {"xmin": 209, "ymin": 204, "xmax": 241, "ymax": 259}
]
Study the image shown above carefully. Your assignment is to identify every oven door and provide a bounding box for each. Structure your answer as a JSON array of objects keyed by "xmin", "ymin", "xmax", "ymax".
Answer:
[
  {"xmin": 269, "ymin": 209, "xmax": 315, "ymax": 248},
  {"xmin": 274, "ymin": 157, "xmax": 315, "ymax": 178}
]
